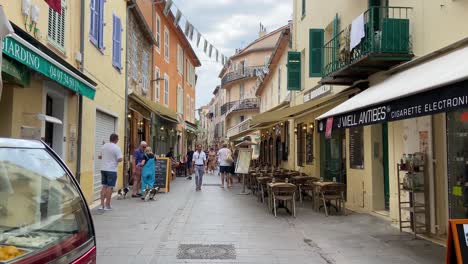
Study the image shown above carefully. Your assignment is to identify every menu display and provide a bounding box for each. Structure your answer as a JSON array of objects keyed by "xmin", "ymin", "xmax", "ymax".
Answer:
[
  {"xmin": 349, "ymin": 126, "xmax": 364, "ymax": 169},
  {"xmin": 306, "ymin": 133, "xmax": 313, "ymax": 164},
  {"xmin": 155, "ymin": 158, "xmax": 170, "ymax": 192}
]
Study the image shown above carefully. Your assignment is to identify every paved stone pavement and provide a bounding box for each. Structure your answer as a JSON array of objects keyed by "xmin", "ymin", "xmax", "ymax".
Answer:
[{"xmin": 92, "ymin": 171, "xmax": 445, "ymax": 264}]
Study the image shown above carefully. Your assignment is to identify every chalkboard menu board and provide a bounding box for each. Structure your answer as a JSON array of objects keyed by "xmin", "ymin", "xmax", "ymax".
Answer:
[
  {"xmin": 349, "ymin": 126, "xmax": 364, "ymax": 169},
  {"xmin": 155, "ymin": 158, "xmax": 170, "ymax": 192},
  {"xmin": 306, "ymin": 133, "xmax": 313, "ymax": 164},
  {"xmin": 446, "ymin": 219, "xmax": 468, "ymax": 264}
]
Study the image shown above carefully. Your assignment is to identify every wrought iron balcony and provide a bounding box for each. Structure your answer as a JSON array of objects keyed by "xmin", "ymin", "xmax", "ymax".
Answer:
[
  {"xmin": 226, "ymin": 118, "xmax": 252, "ymax": 139},
  {"xmin": 221, "ymin": 66, "xmax": 265, "ymax": 86},
  {"xmin": 220, "ymin": 98, "xmax": 260, "ymax": 116},
  {"xmin": 322, "ymin": 6, "xmax": 413, "ymax": 85}
]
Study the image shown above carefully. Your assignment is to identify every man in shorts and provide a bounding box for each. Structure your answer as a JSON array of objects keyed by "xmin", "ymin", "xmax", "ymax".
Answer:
[
  {"xmin": 217, "ymin": 143, "xmax": 233, "ymax": 188},
  {"xmin": 99, "ymin": 133, "xmax": 123, "ymax": 210}
]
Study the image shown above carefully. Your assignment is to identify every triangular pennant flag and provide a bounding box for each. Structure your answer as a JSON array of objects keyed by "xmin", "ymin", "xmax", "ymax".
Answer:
[
  {"xmin": 209, "ymin": 44, "xmax": 213, "ymax": 58},
  {"xmin": 45, "ymin": 0, "xmax": 62, "ymax": 14},
  {"xmin": 221, "ymin": 55, "xmax": 225, "ymax": 65},
  {"xmin": 203, "ymin": 40, "xmax": 208, "ymax": 53},
  {"xmin": 174, "ymin": 9, "xmax": 182, "ymax": 25},
  {"xmin": 215, "ymin": 49, "xmax": 219, "ymax": 62},
  {"xmin": 196, "ymin": 32, "xmax": 201, "ymax": 47},
  {"xmin": 184, "ymin": 21, "xmax": 190, "ymax": 36},
  {"xmin": 189, "ymin": 24, "xmax": 194, "ymax": 41},
  {"xmin": 163, "ymin": 0, "xmax": 173, "ymax": 16}
]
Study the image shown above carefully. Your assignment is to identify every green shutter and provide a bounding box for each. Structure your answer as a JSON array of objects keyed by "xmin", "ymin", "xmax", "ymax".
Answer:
[
  {"xmin": 309, "ymin": 29, "xmax": 324, "ymax": 77},
  {"xmin": 381, "ymin": 18, "xmax": 410, "ymax": 53},
  {"xmin": 332, "ymin": 15, "xmax": 339, "ymax": 72},
  {"xmin": 302, "ymin": 0, "xmax": 306, "ymax": 16},
  {"xmin": 287, "ymin": 51, "xmax": 301, "ymax": 91},
  {"xmin": 368, "ymin": 0, "xmax": 381, "ymax": 7}
]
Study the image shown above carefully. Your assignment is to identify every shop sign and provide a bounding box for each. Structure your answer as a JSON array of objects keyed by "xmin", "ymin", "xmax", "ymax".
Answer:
[
  {"xmin": 2, "ymin": 36, "xmax": 95, "ymax": 99},
  {"xmin": 304, "ymin": 85, "xmax": 331, "ymax": 103},
  {"xmin": 318, "ymin": 81, "xmax": 468, "ymax": 131}
]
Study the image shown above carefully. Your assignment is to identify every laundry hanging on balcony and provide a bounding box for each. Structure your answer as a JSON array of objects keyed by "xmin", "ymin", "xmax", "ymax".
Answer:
[{"xmin": 350, "ymin": 13, "xmax": 365, "ymax": 50}]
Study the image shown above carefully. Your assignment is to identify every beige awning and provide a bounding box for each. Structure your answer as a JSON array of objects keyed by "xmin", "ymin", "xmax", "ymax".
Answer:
[
  {"xmin": 129, "ymin": 93, "xmax": 178, "ymax": 123},
  {"xmin": 251, "ymin": 88, "xmax": 359, "ymax": 128}
]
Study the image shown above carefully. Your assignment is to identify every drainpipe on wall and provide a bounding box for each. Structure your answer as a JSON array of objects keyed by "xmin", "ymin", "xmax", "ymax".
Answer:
[
  {"xmin": 125, "ymin": 3, "xmax": 136, "ymax": 187},
  {"xmin": 76, "ymin": 0, "xmax": 86, "ymax": 183}
]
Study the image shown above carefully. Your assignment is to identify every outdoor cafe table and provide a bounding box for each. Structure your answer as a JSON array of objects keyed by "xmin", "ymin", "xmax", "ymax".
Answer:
[{"xmin": 266, "ymin": 182, "xmax": 296, "ymax": 213}]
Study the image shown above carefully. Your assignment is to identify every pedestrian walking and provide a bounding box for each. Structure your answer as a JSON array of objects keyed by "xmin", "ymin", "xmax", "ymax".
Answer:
[
  {"xmin": 208, "ymin": 147, "xmax": 217, "ymax": 174},
  {"xmin": 132, "ymin": 141, "xmax": 147, "ymax": 197},
  {"xmin": 186, "ymin": 147, "xmax": 194, "ymax": 179},
  {"xmin": 192, "ymin": 144, "xmax": 207, "ymax": 191},
  {"xmin": 98, "ymin": 133, "xmax": 123, "ymax": 210},
  {"xmin": 217, "ymin": 143, "xmax": 233, "ymax": 188},
  {"xmin": 140, "ymin": 146, "xmax": 156, "ymax": 199}
]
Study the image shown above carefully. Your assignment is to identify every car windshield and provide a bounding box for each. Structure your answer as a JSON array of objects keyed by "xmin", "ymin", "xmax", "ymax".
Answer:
[{"xmin": 0, "ymin": 148, "xmax": 93, "ymax": 263}]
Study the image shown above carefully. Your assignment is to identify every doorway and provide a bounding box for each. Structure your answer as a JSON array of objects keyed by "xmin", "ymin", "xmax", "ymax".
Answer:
[
  {"xmin": 320, "ymin": 129, "xmax": 346, "ymax": 183},
  {"xmin": 43, "ymin": 92, "xmax": 65, "ymax": 158}
]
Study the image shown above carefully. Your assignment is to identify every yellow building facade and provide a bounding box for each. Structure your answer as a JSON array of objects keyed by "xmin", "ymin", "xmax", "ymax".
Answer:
[{"xmin": 292, "ymin": 0, "xmax": 468, "ymax": 242}]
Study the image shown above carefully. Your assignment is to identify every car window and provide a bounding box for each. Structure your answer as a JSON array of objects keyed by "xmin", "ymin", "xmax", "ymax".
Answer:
[{"xmin": 0, "ymin": 148, "xmax": 93, "ymax": 263}]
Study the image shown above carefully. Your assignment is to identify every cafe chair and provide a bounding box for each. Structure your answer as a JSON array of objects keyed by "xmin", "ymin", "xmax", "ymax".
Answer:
[
  {"xmin": 271, "ymin": 183, "xmax": 297, "ymax": 217},
  {"xmin": 319, "ymin": 184, "xmax": 346, "ymax": 217},
  {"xmin": 298, "ymin": 177, "xmax": 319, "ymax": 204}
]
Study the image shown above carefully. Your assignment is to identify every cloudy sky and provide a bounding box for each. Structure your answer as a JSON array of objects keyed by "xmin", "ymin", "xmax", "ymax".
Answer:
[{"xmin": 172, "ymin": 0, "xmax": 293, "ymax": 111}]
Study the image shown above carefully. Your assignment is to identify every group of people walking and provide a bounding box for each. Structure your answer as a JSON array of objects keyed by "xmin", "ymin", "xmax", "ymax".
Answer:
[{"xmin": 98, "ymin": 133, "xmax": 241, "ymax": 210}]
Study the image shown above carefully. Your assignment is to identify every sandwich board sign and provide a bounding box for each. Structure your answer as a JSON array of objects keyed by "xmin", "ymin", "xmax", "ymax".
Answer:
[{"xmin": 446, "ymin": 219, "xmax": 468, "ymax": 264}]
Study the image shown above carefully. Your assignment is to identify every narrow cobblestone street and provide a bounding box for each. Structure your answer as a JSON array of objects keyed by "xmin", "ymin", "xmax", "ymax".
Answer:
[{"xmin": 92, "ymin": 172, "xmax": 445, "ymax": 264}]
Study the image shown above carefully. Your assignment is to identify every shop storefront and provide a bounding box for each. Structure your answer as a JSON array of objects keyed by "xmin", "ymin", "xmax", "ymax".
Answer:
[
  {"xmin": 317, "ymin": 43, "xmax": 468, "ymax": 239},
  {"xmin": 0, "ymin": 29, "xmax": 96, "ymax": 173}
]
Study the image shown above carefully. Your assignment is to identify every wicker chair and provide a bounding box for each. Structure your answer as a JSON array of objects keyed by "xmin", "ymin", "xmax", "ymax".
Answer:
[
  {"xmin": 271, "ymin": 183, "xmax": 297, "ymax": 217},
  {"xmin": 257, "ymin": 176, "xmax": 272, "ymax": 203},
  {"xmin": 318, "ymin": 184, "xmax": 346, "ymax": 216}
]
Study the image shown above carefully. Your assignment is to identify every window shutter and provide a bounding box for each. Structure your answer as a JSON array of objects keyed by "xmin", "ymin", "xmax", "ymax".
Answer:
[
  {"xmin": 112, "ymin": 15, "xmax": 117, "ymax": 66},
  {"xmin": 98, "ymin": 0, "xmax": 105, "ymax": 49},
  {"xmin": 89, "ymin": 0, "xmax": 98, "ymax": 44},
  {"xmin": 309, "ymin": 29, "xmax": 324, "ymax": 77},
  {"xmin": 287, "ymin": 51, "xmax": 301, "ymax": 91},
  {"xmin": 116, "ymin": 16, "xmax": 122, "ymax": 69}
]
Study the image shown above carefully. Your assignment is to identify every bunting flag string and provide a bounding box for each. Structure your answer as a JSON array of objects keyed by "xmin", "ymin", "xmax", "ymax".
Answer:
[{"xmin": 162, "ymin": 0, "xmax": 232, "ymax": 67}]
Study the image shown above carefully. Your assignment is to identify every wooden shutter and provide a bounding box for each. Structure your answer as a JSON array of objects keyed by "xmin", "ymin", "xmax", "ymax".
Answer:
[
  {"xmin": 287, "ymin": 51, "xmax": 301, "ymax": 91},
  {"xmin": 116, "ymin": 16, "xmax": 122, "ymax": 69},
  {"xmin": 309, "ymin": 29, "xmax": 324, "ymax": 77},
  {"xmin": 112, "ymin": 15, "xmax": 118, "ymax": 67},
  {"xmin": 89, "ymin": 0, "xmax": 98, "ymax": 44},
  {"xmin": 98, "ymin": 0, "xmax": 105, "ymax": 49}
]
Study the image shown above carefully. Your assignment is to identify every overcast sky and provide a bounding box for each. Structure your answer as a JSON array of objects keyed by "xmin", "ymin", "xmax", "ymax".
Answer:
[{"xmin": 172, "ymin": 0, "xmax": 293, "ymax": 112}]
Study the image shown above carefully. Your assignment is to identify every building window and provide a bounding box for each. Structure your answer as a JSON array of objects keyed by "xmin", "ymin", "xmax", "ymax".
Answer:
[
  {"xmin": 131, "ymin": 33, "xmax": 137, "ymax": 81},
  {"xmin": 187, "ymin": 61, "xmax": 195, "ymax": 86},
  {"xmin": 240, "ymin": 115, "xmax": 245, "ymax": 122},
  {"xmin": 112, "ymin": 15, "xmax": 122, "ymax": 70},
  {"xmin": 47, "ymin": 0, "xmax": 67, "ymax": 51},
  {"xmin": 89, "ymin": 0, "xmax": 104, "ymax": 49},
  {"xmin": 154, "ymin": 67, "xmax": 160, "ymax": 101},
  {"xmin": 164, "ymin": 73, "xmax": 169, "ymax": 106},
  {"xmin": 177, "ymin": 85, "xmax": 183, "ymax": 114},
  {"xmin": 264, "ymin": 55, "xmax": 270, "ymax": 67},
  {"xmin": 156, "ymin": 15, "xmax": 161, "ymax": 52},
  {"xmin": 177, "ymin": 45, "xmax": 183, "ymax": 74},
  {"xmin": 239, "ymin": 83, "xmax": 244, "ymax": 100},
  {"xmin": 191, "ymin": 98, "xmax": 195, "ymax": 121},
  {"xmin": 297, "ymin": 123, "xmax": 305, "ymax": 166},
  {"xmin": 164, "ymin": 27, "xmax": 169, "ymax": 63},
  {"xmin": 185, "ymin": 94, "xmax": 190, "ymax": 120},
  {"xmin": 142, "ymin": 51, "xmax": 149, "ymax": 94},
  {"xmin": 278, "ymin": 67, "xmax": 281, "ymax": 103}
]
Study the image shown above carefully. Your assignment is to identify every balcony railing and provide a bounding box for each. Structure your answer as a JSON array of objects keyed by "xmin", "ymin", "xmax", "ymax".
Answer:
[
  {"xmin": 226, "ymin": 118, "xmax": 252, "ymax": 139},
  {"xmin": 220, "ymin": 98, "xmax": 260, "ymax": 116},
  {"xmin": 221, "ymin": 66, "xmax": 265, "ymax": 86},
  {"xmin": 322, "ymin": 6, "xmax": 412, "ymax": 83}
]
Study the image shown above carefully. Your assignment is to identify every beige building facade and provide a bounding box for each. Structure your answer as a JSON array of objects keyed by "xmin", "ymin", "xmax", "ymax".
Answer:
[{"xmin": 291, "ymin": 0, "xmax": 468, "ymax": 241}]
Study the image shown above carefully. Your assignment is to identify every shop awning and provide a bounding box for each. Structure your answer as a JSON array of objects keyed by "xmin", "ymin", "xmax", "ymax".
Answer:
[
  {"xmin": 2, "ymin": 34, "xmax": 96, "ymax": 99},
  {"xmin": 2, "ymin": 56, "xmax": 29, "ymax": 87},
  {"xmin": 185, "ymin": 121, "xmax": 197, "ymax": 132},
  {"xmin": 317, "ymin": 45, "xmax": 468, "ymax": 130},
  {"xmin": 250, "ymin": 89, "xmax": 359, "ymax": 128},
  {"xmin": 129, "ymin": 93, "xmax": 178, "ymax": 123}
]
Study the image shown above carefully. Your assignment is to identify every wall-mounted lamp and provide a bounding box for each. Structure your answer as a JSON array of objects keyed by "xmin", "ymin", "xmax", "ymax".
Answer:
[
  {"xmin": 302, "ymin": 125, "xmax": 307, "ymax": 130},
  {"xmin": 127, "ymin": 113, "xmax": 132, "ymax": 119},
  {"xmin": 160, "ymin": 126, "xmax": 165, "ymax": 131},
  {"xmin": 294, "ymin": 128, "xmax": 298, "ymax": 134},
  {"xmin": 280, "ymin": 122, "xmax": 284, "ymax": 127}
]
